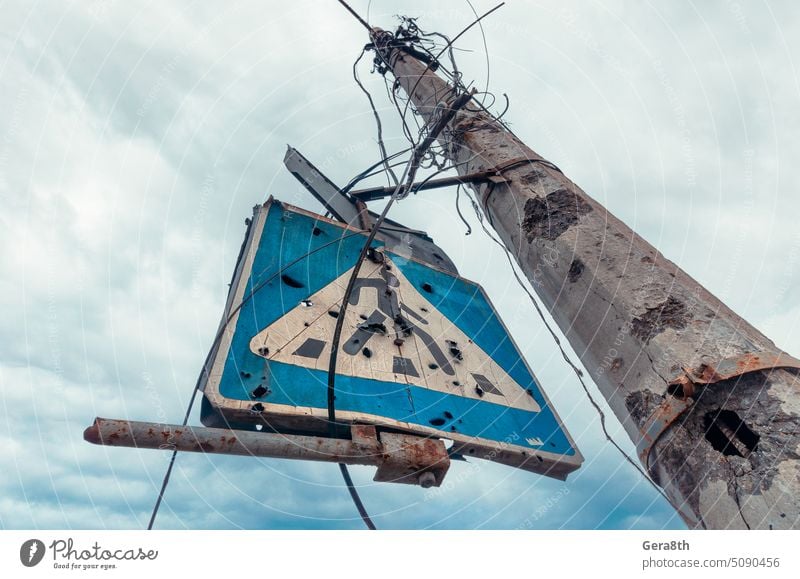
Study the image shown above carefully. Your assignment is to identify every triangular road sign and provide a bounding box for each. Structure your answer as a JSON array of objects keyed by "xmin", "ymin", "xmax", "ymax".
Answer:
[{"xmin": 200, "ymin": 200, "xmax": 582, "ymax": 479}]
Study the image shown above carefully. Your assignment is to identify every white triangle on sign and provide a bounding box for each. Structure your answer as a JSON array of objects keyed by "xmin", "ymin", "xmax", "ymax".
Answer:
[{"xmin": 249, "ymin": 255, "xmax": 540, "ymax": 413}]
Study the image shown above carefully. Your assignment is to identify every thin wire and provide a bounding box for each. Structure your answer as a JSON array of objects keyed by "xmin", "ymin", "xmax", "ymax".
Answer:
[
  {"xmin": 146, "ymin": 386, "xmax": 198, "ymax": 529},
  {"xmin": 386, "ymin": 75, "xmax": 420, "ymax": 146},
  {"xmin": 342, "ymin": 147, "xmax": 412, "ymax": 193},
  {"xmin": 338, "ymin": 0, "xmax": 371, "ymax": 31},
  {"xmin": 325, "ymin": 158, "xmax": 414, "ymax": 532},
  {"xmin": 344, "ymin": 160, "xmax": 407, "ymax": 190},
  {"xmin": 462, "ymin": 189, "xmax": 673, "ymax": 504},
  {"xmin": 353, "ymin": 48, "xmax": 400, "ymax": 186},
  {"xmin": 146, "ymin": 226, "xmax": 366, "ymax": 530},
  {"xmin": 339, "ymin": 463, "xmax": 375, "ymax": 529},
  {"xmin": 455, "ymin": 184, "xmax": 472, "ymax": 235}
]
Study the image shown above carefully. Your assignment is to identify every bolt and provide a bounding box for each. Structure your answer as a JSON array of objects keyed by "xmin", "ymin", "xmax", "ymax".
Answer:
[{"xmin": 418, "ymin": 471, "xmax": 436, "ymax": 488}]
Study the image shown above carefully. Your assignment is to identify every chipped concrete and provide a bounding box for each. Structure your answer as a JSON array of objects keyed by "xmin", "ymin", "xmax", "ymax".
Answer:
[{"xmin": 631, "ymin": 296, "xmax": 691, "ymax": 344}]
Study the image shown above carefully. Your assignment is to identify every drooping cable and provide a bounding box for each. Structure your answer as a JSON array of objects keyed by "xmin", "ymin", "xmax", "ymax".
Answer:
[
  {"xmin": 337, "ymin": 0, "xmax": 371, "ymax": 31},
  {"xmin": 353, "ymin": 48, "xmax": 401, "ymax": 187},
  {"xmin": 455, "ymin": 184, "xmax": 472, "ymax": 235},
  {"xmin": 146, "ymin": 386, "xmax": 199, "ymax": 530}
]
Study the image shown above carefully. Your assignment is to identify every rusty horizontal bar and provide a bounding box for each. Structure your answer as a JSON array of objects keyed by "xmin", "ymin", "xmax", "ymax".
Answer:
[
  {"xmin": 84, "ymin": 417, "xmax": 381, "ymax": 463},
  {"xmin": 84, "ymin": 417, "xmax": 450, "ymax": 487}
]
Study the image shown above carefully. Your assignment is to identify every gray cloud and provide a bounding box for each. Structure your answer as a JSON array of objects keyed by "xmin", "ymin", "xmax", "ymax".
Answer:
[{"xmin": 1, "ymin": 0, "xmax": 798, "ymax": 529}]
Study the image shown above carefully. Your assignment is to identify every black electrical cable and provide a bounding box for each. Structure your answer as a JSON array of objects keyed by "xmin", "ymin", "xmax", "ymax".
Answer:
[
  {"xmin": 455, "ymin": 183, "xmax": 472, "ymax": 235},
  {"xmin": 324, "ymin": 91, "xmax": 473, "ymax": 530},
  {"xmin": 342, "ymin": 157, "xmax": 409, "ymax": 193},
  {"xmin": 353, "ymin": 48, "xmax": 401, "ymax": 187},
  {"xmin": 336, "ymin": 0, "xmax": 488, "ymax": 531},
  {"xmin": 466, "ymin": 0, "xmax": 491, "ymax": 107},
  {"xmin": 387, "ymin": 75, "xmax": 421, "ymax": 146},
  {"xmin": 462, "ymin": 188, "xmax": 674, "ymax": 506},
  {"xmin": 325, "ymin": 158, "xmax": 415, "ymax": 531},
  {"xmin": 337, "ymin": 0, "xmax": 371, "ymax": 31},
  {"xmin": 146, "ymin": 384, "xmax": 199, "ymax": 530}
]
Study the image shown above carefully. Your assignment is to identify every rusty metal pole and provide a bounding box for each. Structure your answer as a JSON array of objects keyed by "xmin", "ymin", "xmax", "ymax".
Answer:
[
  {"xmin": 371, "ymin": 29, "xmax": 800, "ymax": 529},
  {"xmin": 84, "ymin": 418, "xmax": 450, "ymax": 488}
]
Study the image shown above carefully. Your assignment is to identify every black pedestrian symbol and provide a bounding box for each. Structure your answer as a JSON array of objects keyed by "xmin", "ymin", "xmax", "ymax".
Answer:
[{"xmin": 343, "ymin": 264, "xmax": 457, "ymax": 376}]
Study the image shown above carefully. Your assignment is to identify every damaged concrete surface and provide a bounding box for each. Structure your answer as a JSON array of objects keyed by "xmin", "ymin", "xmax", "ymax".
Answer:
[{"xmin": 630, "ymin": 296, "xmax": 691, "ymax": 344}]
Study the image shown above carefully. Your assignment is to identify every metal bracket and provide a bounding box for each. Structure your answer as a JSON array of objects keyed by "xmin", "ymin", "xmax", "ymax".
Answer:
[
  {"xmin": 348, "ymin": 156, "xmax": 553, "ymax": 202},
  {"xmin": 669, "ymin": 351, "xmax": 800, "ymax": 397},
  {"xmin": 637, "ymin": 350, "xmax": 800, "ymax": 469},
  {"xmin": 84, "ymin": 418, "xmax": 450, "ymax": 488},
  {"xmin": 349, "ymin": 169, "xmax": 511, "ymax": 202}
]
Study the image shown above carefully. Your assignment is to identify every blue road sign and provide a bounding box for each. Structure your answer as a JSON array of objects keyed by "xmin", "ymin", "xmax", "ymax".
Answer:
[{"xmin": 200, "ymin": 199, "xmax": 582, "ymax": 479}]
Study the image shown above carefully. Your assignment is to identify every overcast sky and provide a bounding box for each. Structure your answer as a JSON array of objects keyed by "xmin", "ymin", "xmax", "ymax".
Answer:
[{"xmin": 2, "ymin": 0, "xmax": 799, "ymax": 530}]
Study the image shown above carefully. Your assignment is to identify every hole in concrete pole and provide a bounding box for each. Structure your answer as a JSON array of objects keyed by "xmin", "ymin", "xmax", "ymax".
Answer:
[
  {"xmin": 703, "ymin": 410, "xmax": 759, "ymax": 457},
  {"xmin": 567, "ymin": 259, "xmax": 584, "ymax": 283},
  {"xmin": 666, "ymin": 383, "xmax": 685, "ymax": 397}
]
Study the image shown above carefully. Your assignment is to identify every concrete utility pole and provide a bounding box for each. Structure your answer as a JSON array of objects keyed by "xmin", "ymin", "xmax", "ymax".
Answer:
[{"xmin": 370, "ymin": 28, "xmax": 800, "ymax": 529}]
